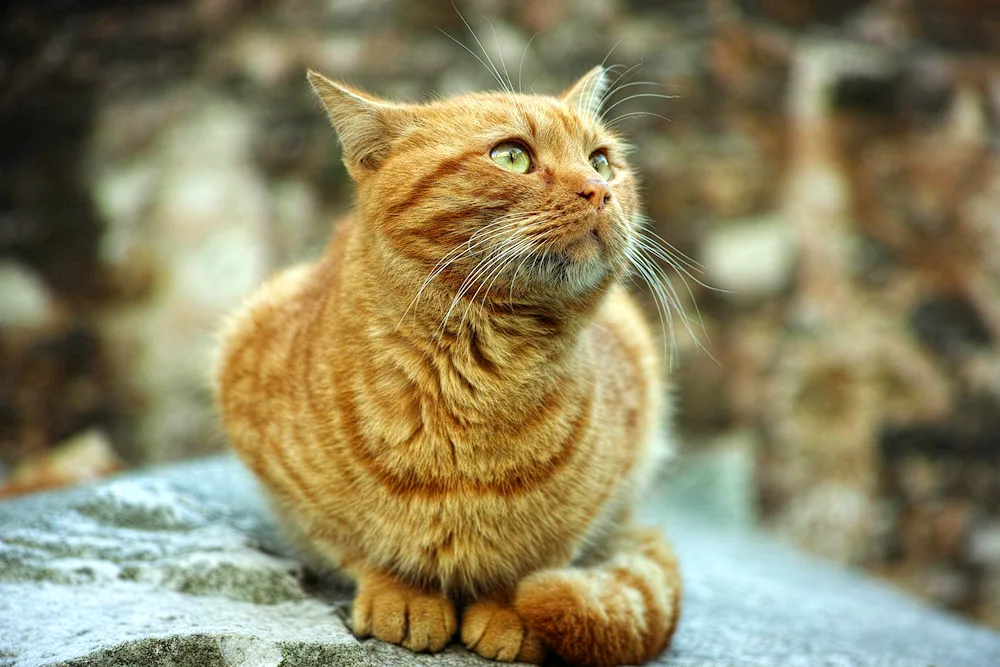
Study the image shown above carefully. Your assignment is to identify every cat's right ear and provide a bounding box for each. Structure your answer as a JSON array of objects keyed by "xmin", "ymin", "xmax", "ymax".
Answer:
[
  {"xmin": 307, "ymin": 70, "xmax": 410, "ymax": 172},
  {"xmin": 561, "ymin": 66, "xmax": 611, "ymax": 119}
]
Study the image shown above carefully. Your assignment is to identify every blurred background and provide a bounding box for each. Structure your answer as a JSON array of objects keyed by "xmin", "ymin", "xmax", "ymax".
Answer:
[{"xmin": 2, "ymin": 0, "xmax": 1000, "ymax": 630}]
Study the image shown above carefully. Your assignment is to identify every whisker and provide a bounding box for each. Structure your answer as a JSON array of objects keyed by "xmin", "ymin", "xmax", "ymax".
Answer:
[
  {"xmin": 579, "ymin": 61, "xmax": 621, "ymax": 117},
  {"xmin": 452, "ymin": 234, "xmax": 528, "ymax": 330},
  {"xmin": 578, "ymin": 35, "xmax": 633, "ymax": 117},
  {"xmin": 508, "ymin": 245, "xmax": 538, "ymax": 303},
  {"xmin": 486, "ymin": 19, "xmax": 515, "ymax": 95},
  {"xmin": 635, "ymin": 219, "xmax": 706, "ymax": 270},
  {"xmin": 449, "ymin": 7, "xmax": 518, "ymax": 110},
  {"xmin": 602, "ymin": 93, "xmax": 679, "ymax": 119},
  {"xmin": 607, "ymin": 111, "xmax": 672, "ymax": 127},
  {"xmin": 633, "ymin": 235, "xmax": 711, "ymax": 338},
  {"xmin": 628, "ymin": 250, "xmax": 675, "ymax": 366},
  {"xmin": 466, "ymin": 212, "xmax": 561, "ymax": 323},
  {"xmin": 438, "ymin": 247, "xmax": 500, "ymax": 339},
  {"xmin": 630, "ymin": 239, "xmax": 720, "ymax": 364},
  {"xmin": 601, "ymin": 34, "xmax": 630, "ymax": 69},
  {"xmin": 636, "ymin": 227, "xmax": 731, "ymax": 293},
  {"xmin": 639, "ymin": 254, "xmax": 686, "ymax": 368},
  {"xmin": 636, "ymin": 244, "xmax": 698, "ymax": 331},
  {"xmin": 396, "ymin": 213, "xmax": 553, "ymax": 329},
  {"xmin": 437, "ymin": 28, "xmax": 507, "ymax": 94},
  {"xmin": 634, "ymin": 234, "xmax": 703, "ymax": 282},
  {"xmin": 518, "ymin": 31, "xmax": 543, "ymax": 94},
  {"xmin": 463, "ymin": 236, "xmax": 538, "ymax": 328},
  {"xmin": 599, "ymin": 62, "xmax": 644, "ymax": 109},
  {"xmin": 435, "ymin": 210, "xmax": 558, "ymax": 337}
]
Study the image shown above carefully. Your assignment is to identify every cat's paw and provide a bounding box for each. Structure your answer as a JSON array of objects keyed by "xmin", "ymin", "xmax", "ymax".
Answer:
[
  {"xmin": 461, "ymin": 599, "xmax": 548, "ymax": 664},
  {"xmin": 352, "ymin": 572, "xmax": 457, "ymax": 652}
]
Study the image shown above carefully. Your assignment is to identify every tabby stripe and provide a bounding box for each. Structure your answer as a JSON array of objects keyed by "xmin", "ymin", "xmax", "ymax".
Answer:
[
  {"xmin": 324, "ymin": 356, "xmax": 592, "ymax": 498},
  {"xmin": 554, "ymin": 106, "xmax": 577, "ymax": 135},
  {"xmin": 505, "ymin": 384, "xmax": 572, "ymax": 438},
  {"xmin": 219, "ymin": 342, "xmax": 265, "ymax": 475},
  {"xmin": 279, "ymin": 258, "xmax": 346, "ymax": 509},
  {"xmin": 238, "ymin": 334, "xmax": 298, "ymax": 502},
  {"xmin": 416, "ymin": 206, "xmax": 484, "ymax": 235},
  {"xmin": 388, "ymin": 226, "xmax": 474, "ymax": 266},
  {"xmin": 447, "ymin": 357, "xmax": 479, "ymax": 395},
  {"xmin": 638, "ymin": 532, "xmax": 682, "ymax": 648},
  {"xmin": 467, "ymin": 328, "xmax": 498, "ymax": 375},
  {"xmin": 384, "ymin": 149, "xmax": 484, "ymax": 220},
  {"xmin": 389, "ymin": 206, "xmax": 485, "ymax": 249},
  {"xmin": 611, "ymin": 564, "xmax": 665, "ymax": 660},
  {"xmin": 260, "ymin": 404, "xmax": 322, "ymax": 508}
]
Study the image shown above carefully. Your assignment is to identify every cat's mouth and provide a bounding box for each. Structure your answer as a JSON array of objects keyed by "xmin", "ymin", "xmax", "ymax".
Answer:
[{"xmin": 482, "ymin": 214, "xmax": 625, "ymax": 293}]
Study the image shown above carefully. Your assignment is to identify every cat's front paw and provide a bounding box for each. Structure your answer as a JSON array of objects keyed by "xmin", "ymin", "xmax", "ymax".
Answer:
[
  {"xmin": 352, "ymin": 571, "xmax": 457, "ymax": 652},
  {"xmin": 461, "ymin": 599, "xmax": 548, "ymax": 664}
]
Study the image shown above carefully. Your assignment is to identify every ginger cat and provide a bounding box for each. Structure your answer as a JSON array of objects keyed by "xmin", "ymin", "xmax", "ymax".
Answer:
[{"xmin": 215, "ymin": 65, "xmax": 681, "ymax": 666}]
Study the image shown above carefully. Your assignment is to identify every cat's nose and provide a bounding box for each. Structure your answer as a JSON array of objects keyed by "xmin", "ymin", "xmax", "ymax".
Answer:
[{"xmin": 578, "ymin": 179, "xmax": 611, "ymax": 212}]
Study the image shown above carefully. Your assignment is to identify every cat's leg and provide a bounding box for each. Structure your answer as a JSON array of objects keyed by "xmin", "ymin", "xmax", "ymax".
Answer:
[
  {"xmin": 514, "ymin": 526, "xmax": 681, "ymax": 667},
  {"xmin": 461, "ymin": 597, "xmax": 548, "ymax": 664},
  {"xmin": 350, "ymin": 568, "xmax": 457, "ymax": 652}
]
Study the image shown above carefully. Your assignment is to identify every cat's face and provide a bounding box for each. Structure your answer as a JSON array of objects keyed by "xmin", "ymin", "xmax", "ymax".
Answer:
[{"xmin": 310, "ymin": 68, "xmax": 640, "ymax": 302}]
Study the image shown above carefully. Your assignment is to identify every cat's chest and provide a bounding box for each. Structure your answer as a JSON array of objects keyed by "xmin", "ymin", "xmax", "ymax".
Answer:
[
  {"xmin": 362, "ymin": 445, "xmax": 631, "ymax": 591},
  {"xmin": 378, "ymin": 491, "xmax": 597, "ymax": 592}
]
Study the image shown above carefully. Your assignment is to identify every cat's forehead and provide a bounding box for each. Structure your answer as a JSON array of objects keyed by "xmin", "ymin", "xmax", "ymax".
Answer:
[{"xmin": 427, "ymin": 92, "xmax": 609, "ymax": 148}]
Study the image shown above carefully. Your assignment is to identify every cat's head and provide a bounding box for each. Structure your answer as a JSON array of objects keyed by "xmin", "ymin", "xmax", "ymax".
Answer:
[{"xmin": 309, "ymin": 67, "xmax": 641, "ymax": 303}]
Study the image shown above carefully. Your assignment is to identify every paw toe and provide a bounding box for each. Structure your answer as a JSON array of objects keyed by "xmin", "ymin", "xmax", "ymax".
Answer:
[
  {"xmin": 460, "ymin": 599, "xmax": 496, "ymax": 648},
  {"xmin": 369, "ymin": 589, "xmax": 407, "ymax": 644},
  {"xmin": 518, "ymin": 632, "xmax": 548, "ymax": 664},
  {"xmin": 352, "ymin": 575, "xmax": 455, "ymax": 652},
  {"xmin": 404, "ymin": 595, "xmax": 457, "ymax": 652},
  {"xmin": 462, "ymin": 600, "xmax": 547, "ymax": 664}
]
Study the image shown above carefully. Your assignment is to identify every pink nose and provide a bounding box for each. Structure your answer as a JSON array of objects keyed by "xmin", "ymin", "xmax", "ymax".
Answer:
[{"xmin": 578, "ymin": 180, "xmax": 611, "ymax": 211}]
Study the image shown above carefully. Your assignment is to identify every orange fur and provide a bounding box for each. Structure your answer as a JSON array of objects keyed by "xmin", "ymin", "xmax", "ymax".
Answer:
[{"xmin": 214, "ymin": 66, "xmax": 681, "ymax": 665}]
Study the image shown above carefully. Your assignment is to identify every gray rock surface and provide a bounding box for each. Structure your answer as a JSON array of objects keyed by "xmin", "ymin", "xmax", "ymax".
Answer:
[{"xmin": 1, "ymin": 456, "xmax": 998, "ymax": 667}]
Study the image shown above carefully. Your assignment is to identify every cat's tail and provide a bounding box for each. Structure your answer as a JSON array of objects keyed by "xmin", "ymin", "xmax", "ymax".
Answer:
[{"xmin": 514, "ymin": 527, "xmax": 681, "ymax": 667}]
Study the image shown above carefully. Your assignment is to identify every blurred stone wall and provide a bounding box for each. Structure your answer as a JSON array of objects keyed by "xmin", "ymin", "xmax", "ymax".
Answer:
[{"xmin": 2, "ymin": 0, "xmax": 1000, "ymax": 628}]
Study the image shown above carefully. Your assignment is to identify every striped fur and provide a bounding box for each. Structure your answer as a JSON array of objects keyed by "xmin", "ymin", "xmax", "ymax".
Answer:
[
  {"xmin": 516, "ymin": 528, "xmax": 681, "ymax": 666},
  {"xmin": 214, "ymin": 68, "xmax": 681, "ymax": 665}
]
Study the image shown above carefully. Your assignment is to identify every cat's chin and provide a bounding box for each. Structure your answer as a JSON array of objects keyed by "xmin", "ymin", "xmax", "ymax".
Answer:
[{"xmin": 527, "ymin": 250, "xmax": 612, "ymax": 296}]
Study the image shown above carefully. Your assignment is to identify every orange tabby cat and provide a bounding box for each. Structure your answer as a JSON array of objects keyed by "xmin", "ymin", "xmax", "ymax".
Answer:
[{"xmin": 215, "ymin": 65, "xmax": 681, "ymax": 666}]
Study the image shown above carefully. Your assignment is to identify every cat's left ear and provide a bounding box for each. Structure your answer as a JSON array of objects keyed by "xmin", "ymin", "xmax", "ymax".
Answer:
[
  {"xmin": 307, "ymin": 70, "xmax": 412, "ymax": 172},
  {"xmin": 560, "ymin": 66, "xmax": 611, "ymax": 119}
]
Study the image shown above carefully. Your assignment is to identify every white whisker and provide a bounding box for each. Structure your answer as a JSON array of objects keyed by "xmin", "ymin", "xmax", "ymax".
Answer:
[
  {"xmin": 601, "ymin": 34, "xmax": 630, "ymax": 69},
  {"xmin": 518, "ymin": 31, "xmax": 542, "ymax": 94},
  {"xmin": 599, "ymin": 62, "xmax": 644, "ymax": 109},
  {"xmin": 628, "ymin": 234, "xmax": 721, "ymax": 365},
  {"xmin": 437, "ymin": 28, "xmax": 510, "ymax": 95},
  {"xmin": 463, "ymin": 236, "xmax": 538, "ymax": 328},
  {"xmin": 486, "ymin": 19, "xmax": 515, "ymax": 95},
  {"xmin": 602, "ymin": 93, "xmax": 679, "ymax": 119},
  {"xmin": 629, "ymin": 250, "xmax": 675, "ymax": 366},
  {"xmin": 451, "ymin": 235, "xmax": 524, "ymax": 329},
  {"xmin": 396, "ymin": 213, "xmax": 554, "ymax": 330},
  {"xmin": 607, "ymin": 111, "xmax": 672, "ymax": 127}
]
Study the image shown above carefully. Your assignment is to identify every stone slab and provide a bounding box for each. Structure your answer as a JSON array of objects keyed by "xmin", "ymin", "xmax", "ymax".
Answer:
[{"xmin": 1, "ymin": 456, "xmax": 998, "ymax": 666}]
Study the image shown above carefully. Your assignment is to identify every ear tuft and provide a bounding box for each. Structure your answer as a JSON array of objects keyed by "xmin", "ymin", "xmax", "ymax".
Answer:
[
  {"xmin": 307, "ymin": 69, "xmax": 406, "ymax": 171},
  {"xmin": 560, "ymin": 66, "xmax": 611, "ymax": 119}
]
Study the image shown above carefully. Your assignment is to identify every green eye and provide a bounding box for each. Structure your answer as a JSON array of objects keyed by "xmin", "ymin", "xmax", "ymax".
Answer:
[
  {"xmin": 490, "ymin": 142, "xmax": 531, "ymax": 173},
  {"xmin": 589, "ymin": 150, "xmax": 613, "ymax": 180}
]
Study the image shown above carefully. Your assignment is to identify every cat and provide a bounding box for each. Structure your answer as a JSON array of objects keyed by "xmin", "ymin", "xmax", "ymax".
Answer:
[{"xmin": 214, "ymin": 64, "xmax": 681, "ymax": 666}]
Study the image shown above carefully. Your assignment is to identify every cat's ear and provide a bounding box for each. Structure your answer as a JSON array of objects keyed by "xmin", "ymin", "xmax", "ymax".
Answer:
[
  {"xmin": 307, "ymin": 70, "xmax": 411, "ymax": 171},
  {"xmin": 560, "ymin": 66, "xmax": 611, "ymax": 119}
]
